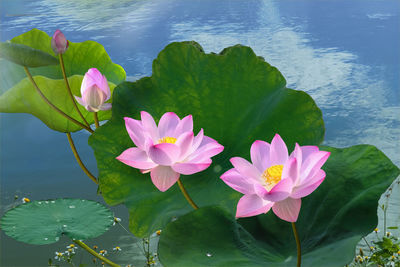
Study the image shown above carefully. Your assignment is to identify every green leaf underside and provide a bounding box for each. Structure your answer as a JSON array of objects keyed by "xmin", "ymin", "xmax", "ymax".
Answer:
[
  {"xmin": 0, "ymin": 199, "xmax": 114, "ymax": 245},
  {"xmin": 158, "ymin": 145, "xmax": 400, "ymax": 267},
  {"xmin": 0, "ymin": 75, "xmax": 115, "ymax": 132},
  {"xmin": 0, "ymin": 28, "xmax": 125, "ymax": 93},
  {"xmin": 89, "ymin": 42, "xmax": 326, "ymax": 237},
  {"xmin": 0, "ymin": 42, "xmax": 59, "ymax": 67}
]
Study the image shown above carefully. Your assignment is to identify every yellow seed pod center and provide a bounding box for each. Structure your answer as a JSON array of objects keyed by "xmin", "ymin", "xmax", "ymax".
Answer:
[
  {"xmin": 262, "ymin": 165, "xmax": 283, "ymax": 190},
  {"xmin": 158, "ymin": 137, "xmax": 177, "ymax": 144}
]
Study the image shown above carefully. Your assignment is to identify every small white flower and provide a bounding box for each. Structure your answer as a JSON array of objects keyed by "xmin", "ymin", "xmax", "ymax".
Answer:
[
  {"xmin": 373, "ymin": 227, "xmax": 379, "ymax": 233},
  {"xmin": 386, "ymin": 231, "xmax": 392, "ymax": 237},
  {"xmin": 54, "ymin": 251, "xmax": 64, "ymax": 260},
  {"xmin": 113, "ymin": 246, "xmax": 122, "ymax": 252},
  {"xmin": 22, "ymin": 197, "xmax": 30, "ymax": 203},
  {"xmin": 113, "ymin": 217, "xmax": 121, "ymax": 226},
  {"xmin": 99, "ymin": 250, "xmax": 107, "ymax": 256}
]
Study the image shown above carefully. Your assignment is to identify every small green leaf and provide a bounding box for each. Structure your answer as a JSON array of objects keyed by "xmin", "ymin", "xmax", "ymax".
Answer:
[
  {"xmin": 387, "ymin": 226, "xmax": 398, "ymax": 229},
  {"xmin": 0, "ymin": 75, "xmax": 115, "ymax": 132},
  {"xmin": 89, "ymin": 42, "xmax": 325, "ymax": 237},
  {"xmin": 0, "ymin": 199, "xmax": 114, "ymax": 245},
  {"xmin": 0, "ymin": 42, "xmax": 59, "ymax": 67}
]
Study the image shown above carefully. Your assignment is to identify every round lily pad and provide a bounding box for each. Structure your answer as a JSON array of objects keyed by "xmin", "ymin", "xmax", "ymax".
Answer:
[{"xmin": 0, "ymin": 198, "xmax": 114, "ymax": 245}]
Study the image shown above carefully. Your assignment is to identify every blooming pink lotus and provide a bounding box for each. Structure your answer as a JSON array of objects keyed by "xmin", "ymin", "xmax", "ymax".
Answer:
[
  {"xmin": 74, "ymin": 68, "xmax": 112, "ymax": 112},
  {"xmin": 220, "ymin": 134, "xmax": 330, "ymax": 222},
  {"xmin": 117, "ymin": 111, "xmax": 224, "ymax": 192},
  {"xmin": 51, "ymin": 29, "xmax": 69, "ymax": 55}
]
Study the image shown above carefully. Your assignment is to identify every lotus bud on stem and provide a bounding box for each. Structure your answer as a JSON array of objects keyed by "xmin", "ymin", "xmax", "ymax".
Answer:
[{"xmin": 23, "ymin": 67, "xmax": 93, "ymax": 133}]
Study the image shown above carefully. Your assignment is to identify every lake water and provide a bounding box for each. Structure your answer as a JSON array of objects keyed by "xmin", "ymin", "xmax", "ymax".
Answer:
[{"xmin": 1, "ymin": 0, "xmax": 399, "ymax": 266}]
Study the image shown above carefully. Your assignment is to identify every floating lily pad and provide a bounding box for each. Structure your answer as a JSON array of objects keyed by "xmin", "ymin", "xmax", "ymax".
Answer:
[
  {"xmin": 89, "ymin": 42, "xmax": 325, "ymax": 237},
  {"xmin": 158, "ymin": 145, "xmax": 400, "ymax": 267},
  {"xmin": 0, "ymin": 42, "xmax": 59, "ymax": 67},
  {"xmin": 0, "ymin": 199, "xmax": 114, "ymax": 245},
  {"xmin": 0, "ymin": 75, "xmax": 115, "ymax": 132}
]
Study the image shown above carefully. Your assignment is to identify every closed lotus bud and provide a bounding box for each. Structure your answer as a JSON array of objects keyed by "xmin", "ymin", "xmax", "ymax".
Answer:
[
  {"xmin": 74, "ymin": 68, "xmax": 112, "ymax": 112},
  {"xmin": 51, "ymin": 29, "xmax": 69, "ymax": 55}
]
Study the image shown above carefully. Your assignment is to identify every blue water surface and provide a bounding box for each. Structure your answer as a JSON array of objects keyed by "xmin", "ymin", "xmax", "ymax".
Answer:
[{"xmin": 1, "ymin": 0, "xmax": 399, "ymax": 266}]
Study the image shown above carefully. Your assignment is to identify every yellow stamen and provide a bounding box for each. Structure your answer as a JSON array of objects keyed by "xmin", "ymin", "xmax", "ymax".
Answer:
[
  {"xmin": 261, "ymin": 165, "xmax": 283, "ymax": 191},
  {"xmin": 158, "ymin": 137, "xmax": 177, "ymax": 144},
  {"xmin": 23, "ymin": 198, "xmax": 30, "ymax": 203}
]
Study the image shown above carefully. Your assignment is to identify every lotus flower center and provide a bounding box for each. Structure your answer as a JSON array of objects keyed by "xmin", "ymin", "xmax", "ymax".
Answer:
[
  {"xmin": 158, "ymin": 137, "xmax": 177, "ymax": 144},
  {"xmin": 262, "ymin": 165, "xmax": 283, "ymax": 191}
]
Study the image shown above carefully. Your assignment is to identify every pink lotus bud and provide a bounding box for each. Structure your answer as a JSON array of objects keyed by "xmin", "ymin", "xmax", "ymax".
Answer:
[
  {"xmin": 74, "ymin": 68, "xmax": 112, "ymax": 112},
  {"xmin": 51, "ymin": 29, "xmax": 69, "ymax": 55}
]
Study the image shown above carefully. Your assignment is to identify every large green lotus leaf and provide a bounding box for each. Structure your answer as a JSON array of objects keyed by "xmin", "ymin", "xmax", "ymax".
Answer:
[
  {"xmin": 0, "ymin": 42, "xmax": 59, "ymax": 67},
  {"xmin": 0, "ymin": 28, "xmax": 125, "ymax": 93},
  {"xmin": 158, "ymin": 145, "xmax": 400, "ymax": 267},
  {"xmin": 89, "ymin": 42, "xmax": 325, "ymax": 237},
  {"xmin": 0, "ymin": 199, "xmax": 114, "ymax": 245},
  {"xmin": 0, "ymin": 75, "xmax": 115, "ymax": 132}
]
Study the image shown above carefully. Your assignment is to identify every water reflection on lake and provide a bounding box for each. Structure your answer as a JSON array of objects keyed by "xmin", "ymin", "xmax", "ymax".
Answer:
[{"xmin": 1, "ymin": 0, "xmax": 399, "ymax": 266}]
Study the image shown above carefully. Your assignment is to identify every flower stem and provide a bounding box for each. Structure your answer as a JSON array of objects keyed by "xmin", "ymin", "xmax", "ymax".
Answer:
[
  {"xmin": 66, "ymin": 132, "xmax": 98, "ymax": 184},
  {"xmin": 94, "ymin": 112, "xmax": 100, "ymax": 128},
  {"xmin": 291, "ymin": 222, "xmax": 301, "ymax": 267},
  {"xmin": 23, "ymin": 67, "xmax": 94, "ymax": 133},
  {"xmin": 73, "ymin": 240, "xmax": 120, "ymax": 267},
  {"xmin": 177, "ymin": 179, "xmax": 198, "ymax": 210},
  {"xmin": 58, "ymin": 54, "xmax": 91, "ymax": 128}
]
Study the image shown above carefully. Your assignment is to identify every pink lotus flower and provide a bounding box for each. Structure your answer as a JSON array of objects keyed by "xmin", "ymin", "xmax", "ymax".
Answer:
[
  {"xmin": 220, "ymin": 134, "xmax": 330, "ymax": 222},
  {"xmin": 74, "ymin": 68, "xmax": 112, "ymax": 112},
  {"xmin": 116, "ymin": 111, "xmax": 224, "ymax": 192},
  {"xmin": 51, "ymin": 29, "xmax": 69, "ymax": 55}
]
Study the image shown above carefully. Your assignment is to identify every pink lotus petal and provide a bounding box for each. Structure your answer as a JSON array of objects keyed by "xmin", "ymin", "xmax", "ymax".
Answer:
[
  {"xmin": 175, "ymin": 131, "xmax": 194, "ymax": 160},
  {"xmin": 158, "ymin": 112, "xmax": 180, "ymax": 138},
  {"xmin": 116, "ymin": 147, "xmax": 157, "ymax": 169},
  {"xmin": 230, "ymin": 157, "xmax": 261, "ymax": 181},
  {"xmin": 148, "ymin": 143, "xmax": 180, "ymax": 165},
  {"xmin": 300, "ymin": 146, "xmax": 319, "ymax": 162},
  {"xmin": 272, "ymin": 197, "xmax": 301, "ymax": 222},
  {"xmin": 173, "ymin": 115, "xmax": 193, "ymax": 137},
  {"xmin": 269, "ymin": 134, "xmax": 288, "ymax": 166},
  {"xmin": 300, "ymin": 151, "xmax": 330, "ymax": 182},
  {"xmin": 191, "ymin": 129, "xmax": 204, "ymax": 152},
  {"xmin": 172, "ymin": 159, "xmax": 211, "ymax": 175},
  {"xmin": 99, "ymin": 103, "xmax": 112, "ymax": 111},
  {"xmin": 254, "ymin": 178, "xmax": 293, "ymax": 202},
  {"xmin": 86, "ymin": 68, "xmax": 103, "ymax": 84},
  {"xmin": 74, "ymin": 96, "xmax": 85, "ymax": 106},
  {"xmin": 100, "ymin": 74, "xmax": 111, "ymax": 99},
  {"xmin": 141, "ymin": 111, "xmax": 159, "ymax": 141},
  {"xmin": 220, "ymin": 169, "xmax": 255, "ymax": 194},
  {"xmin": 250, "ymin": 140, "xmax": 271, "ymax": 172},
  {"xmin": 281, "ymin": 157, "xmax": 299, "ymax": 183},
  {"xmin": 124, "ymin": 117, "xmax": 147, "ymax": 150},
  {"xmin": 236, "ymin": 194, "xmax": 274, "ymax": 218},
  {"xmin": 150, "ymin": 166, "xmax": 180, "ymax": 192},
  {"xmin": 82, "ymin": 86, "xmax": 107, "ymax": 111},
  {"xmin": 189, "ymin": 138, "xmax": 224, "ymax": 162},
  {"xmin": 291, "ymin": 169, "xmax": 326, "ymax": 198}
]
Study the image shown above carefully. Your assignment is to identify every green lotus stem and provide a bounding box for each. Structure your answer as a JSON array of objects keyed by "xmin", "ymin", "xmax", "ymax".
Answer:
[
  {"xmin": 291, "ymin": 222, "xmax": 301, "ymax": 267},
  {"xmin": 73, "ymin": 239, "xmax": 120, "ymax": 267},
  {"xmin": 66, "ymin": 132, "xmax": 98, "ymax": 184},
  {"xmin": 23, "ymin": 67, "xmax": 94, "ymax": 133},
  {"xmin": 58, "ymin": 53, "xmax": 91, "ymax": 128},
  {"xmin": 94, "ymin": 112, "xmax": 100, "ymax": 128},
  {"xmin": 177, "ymin": 179, "xmax": 198, "ymax": 210}
]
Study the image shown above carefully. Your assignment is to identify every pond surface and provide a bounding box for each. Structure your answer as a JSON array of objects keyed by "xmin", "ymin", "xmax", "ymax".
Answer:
[{"xmin": 1, "ymin": 0, "xmax": 399, "ymax": 266}]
